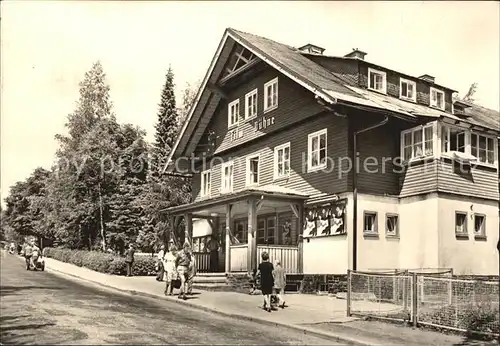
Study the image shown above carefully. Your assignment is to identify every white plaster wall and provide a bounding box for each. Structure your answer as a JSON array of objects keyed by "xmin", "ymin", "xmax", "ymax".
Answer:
[
  {"xmin": 192, "ymin": 219, "xmax": 212, "ymax": 238},
  {"xmin": 355, "ymin": 194, "xmax": 401, "ymax": 271},
  {"xmin": 399, "ymin": 194, "xmax": 439, "ymax": 269},
  {"xmin": 437, "ymin": 196, "xmax": 499, "ymax": 275},
  {"xmin": 303, "ymin": 235, "xmax": 348, "ymax": 274}
]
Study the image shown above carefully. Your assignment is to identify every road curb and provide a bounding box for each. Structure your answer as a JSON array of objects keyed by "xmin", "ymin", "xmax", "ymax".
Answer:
[{"xmin": 44, "ymin": 262, "xmax": 377, "ymax": 346}]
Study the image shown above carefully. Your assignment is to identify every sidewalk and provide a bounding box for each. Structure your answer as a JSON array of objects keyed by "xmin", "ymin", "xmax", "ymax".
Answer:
[{"xmin": 44, "ymin": 257, "xmax": 466, "ymax": 345}]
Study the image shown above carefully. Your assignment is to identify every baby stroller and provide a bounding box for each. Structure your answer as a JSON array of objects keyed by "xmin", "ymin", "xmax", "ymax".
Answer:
[{"xmin": 28, "ymin": 249, "xmax": 45, "ymax": 271}]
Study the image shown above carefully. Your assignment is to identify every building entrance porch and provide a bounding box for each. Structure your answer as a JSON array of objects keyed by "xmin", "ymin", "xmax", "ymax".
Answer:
[{"xmin": 165, "ymin": 186, "xmax": 308, "ymax": 274}]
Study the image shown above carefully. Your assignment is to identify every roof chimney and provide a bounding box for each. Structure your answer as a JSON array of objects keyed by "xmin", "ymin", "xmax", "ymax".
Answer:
[
  {"xmin": 298, "ymin": 43, "xmax": 325, "ymax": 55},
  {"xmin": 344, "ymin": 48, "xmax": 367, "ymax": 60},
  {"xmin": 418, "ymin": 74, "xmax": 435, "ymax": 83}
]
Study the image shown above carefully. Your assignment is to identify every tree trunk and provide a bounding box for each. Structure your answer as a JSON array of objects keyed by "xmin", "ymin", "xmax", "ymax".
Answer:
[{"xmin": 98, "ymin": 182, "xmax": 106, "ymax": 251}]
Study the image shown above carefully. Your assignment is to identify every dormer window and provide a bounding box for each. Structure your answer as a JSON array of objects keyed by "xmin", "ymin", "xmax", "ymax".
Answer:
[
  {"xmin": 368, "ymin": 68, "xmax": 386, "ymax": 94},
  {"xmin": 430, "ymin": 87, "xmax": 445, "ymax": 110},
  {"xmin": 228, "ymin": 99, "xmax": 240, "ymax": 128},
  {"xmin": 400, "ymin": 78, "xmax": 416, "ymax": 102}
]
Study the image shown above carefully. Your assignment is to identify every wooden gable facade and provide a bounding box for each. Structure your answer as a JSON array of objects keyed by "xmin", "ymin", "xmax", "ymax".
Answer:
[{"xmin": 166, "ymin": 28, "xmax": 500, "ymax": 276}]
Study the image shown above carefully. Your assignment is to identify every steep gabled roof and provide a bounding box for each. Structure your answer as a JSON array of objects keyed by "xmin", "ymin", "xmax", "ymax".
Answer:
[
  {"xmin": 165, "ymin": 28, "xmax": 499, "ymax": 171},
  {"xmin": 165, "ymin": 29, "xmax": 412, "ymax": 170},
  {"xmin": 464, "ymin": 104, "xmax": 500, "ymax": 132}
]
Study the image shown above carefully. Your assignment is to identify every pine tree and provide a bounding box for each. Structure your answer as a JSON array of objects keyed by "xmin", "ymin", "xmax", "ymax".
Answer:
[
  {"xmin": 105, "ymin": 124, "xmax": 149, "ymax": 254},
  {"xmin": 153, "ymin": 67, "xmax": 178, "ymax": 170},
  {"xmin": 138, "ymin": 66, "xmax": 191, "ymax": 250}
]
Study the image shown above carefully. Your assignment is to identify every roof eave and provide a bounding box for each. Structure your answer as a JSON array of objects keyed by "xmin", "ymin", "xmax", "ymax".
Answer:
[
  {"xmin": 226, "ymin": 29, "xmax": 338, "ymax": 107},
  {"xmin": 162, "ymin": 189, "xmax": 309, "ymax": 215},
  {"xmin": 165, "ymin": 29, "xmax": 232, "ymax": 170}
]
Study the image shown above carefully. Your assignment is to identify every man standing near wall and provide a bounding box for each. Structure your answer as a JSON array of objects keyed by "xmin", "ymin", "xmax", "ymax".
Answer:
[
  {"xmin": 156, "ymin": 244, "xmax": 166, "ymax": 281},
  {"xmin": 125, "ymin": 244, "xmax": 135, "ymax": 277}
]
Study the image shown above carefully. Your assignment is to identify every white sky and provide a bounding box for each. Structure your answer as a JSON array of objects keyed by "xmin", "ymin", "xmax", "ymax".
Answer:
[{"xmin": 1, "ymin": 1, "xmax": 499, "ymax": 206}]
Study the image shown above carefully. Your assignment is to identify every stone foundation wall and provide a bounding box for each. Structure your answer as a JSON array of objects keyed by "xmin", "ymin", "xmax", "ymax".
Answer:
[
  {"xmin": 297, "ymin": 274, "xmax": 347, "ymax": 294},
  {"xmin": 226, "ymin": 273, "xmax": 253, "ymax": 293},
  {"xmin": 226, "ymin": 272, "xmax": 348, "ymax": 294}
]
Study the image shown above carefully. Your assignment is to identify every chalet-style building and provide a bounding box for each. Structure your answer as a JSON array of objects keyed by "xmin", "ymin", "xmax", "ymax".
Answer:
[{"xmin": 165, "ymin": 28, "xmax": 500, "ymax": 279}]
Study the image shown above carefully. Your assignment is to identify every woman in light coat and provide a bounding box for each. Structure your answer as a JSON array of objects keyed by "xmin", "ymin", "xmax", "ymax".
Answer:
[{"xmin": 164, "ymin": 244, "xmax": 178, "ymax": 296}]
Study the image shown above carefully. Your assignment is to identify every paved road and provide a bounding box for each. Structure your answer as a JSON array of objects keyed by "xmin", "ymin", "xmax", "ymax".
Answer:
[{"xmin": 0, "ymin": 252, "xmax": 341, "ymax": 345}]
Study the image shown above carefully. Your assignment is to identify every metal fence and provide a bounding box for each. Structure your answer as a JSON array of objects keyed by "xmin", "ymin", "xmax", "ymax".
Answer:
[
  {"xmin": 347, "ymin": 270, "xmax": 414, "ymax": 323},
  {"xmin": 417, "ymin": 276, "xmax": 499, "ymax": 335},
  {"xmin": 347, "ymin": 270, "xmax": 500, "ymax": 337}
]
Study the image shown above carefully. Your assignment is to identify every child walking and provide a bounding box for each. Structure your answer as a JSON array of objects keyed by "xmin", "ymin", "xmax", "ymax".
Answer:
[{"xmin": 273, "ymin": 259, "xmax": 287, "ymax": 309}]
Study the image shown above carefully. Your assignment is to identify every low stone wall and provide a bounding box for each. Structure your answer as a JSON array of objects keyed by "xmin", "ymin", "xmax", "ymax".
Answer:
[
  {"xmin": 226, "ymin": 272, "xmax": 348, "ymax": 294},
  {"xmin": 298, "ymin": 274, "xmax": 348, "ymax": 294},
  {"xmin": 226, "ymin": 273, "xmax": 253, "ymax": 293}
]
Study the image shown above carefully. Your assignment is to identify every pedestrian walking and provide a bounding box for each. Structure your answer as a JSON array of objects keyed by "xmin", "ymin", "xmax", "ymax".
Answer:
[
  {"xmin": 23, "ymin": 241, "xmax": 33, "ymax": 270},
  {"xmin": 125, "ymin": 244, "xmax": 135, "ymax": 277},
  {"xmin": 164, "ymin": 243, "xmax": 178, "ymax": 296},
  {"xmin": 256, "ymin": 251, "xmax": 274, "ymax": 312},
  {"xmin": 273, "ymin": 259, "xmax": 287, "ymax": 309},
  {"xmin": 186, "ymin": 245, "xmax": 197, "ymax": 295},
  {"xmin": 175, "ymin": 243, "xmax": 191, "ymax": 300},
  {"xmin": 156, "ymin": 244, "xmax": 166, "ymax": 281}
]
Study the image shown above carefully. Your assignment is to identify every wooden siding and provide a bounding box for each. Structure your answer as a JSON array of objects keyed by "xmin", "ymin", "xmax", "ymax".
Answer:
[
  {"xmin": 399, "ymin": 159, "xmax": 440, "ymax": 197},
  {"xmin": 436, "ymin": 159, "xmax": 499, "ymax": 200},
  {"xmin": 192, "ymin": 112, "xmax": 349, "ymax": 201},
  {"xmin": 399, "ymin": 158, "xmax": 499, "ymax": 201},
  {"xmin": 194, "ymin": 66, "xmax": 325, "ymax": 157},
  {"xmin": 346, "ymin": 112, "xmax": 409, "ymax": 195},
  {"xmin": 349, "ymin": 118, "xmax": 403, "ymax": 195}
]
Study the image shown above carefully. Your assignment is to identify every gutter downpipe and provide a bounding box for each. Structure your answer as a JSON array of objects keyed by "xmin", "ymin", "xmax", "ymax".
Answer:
[{"xmin": 352, "ymin": 114, "xmax": 389, "ymax": 271}]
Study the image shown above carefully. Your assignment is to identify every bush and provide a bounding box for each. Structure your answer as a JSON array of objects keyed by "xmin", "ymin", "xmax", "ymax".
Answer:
[
  {"xmin": 420, "ymin": 303, "xmax": 499, "ymax": 337},
  {"xmin": 462, "ymin": 304, "xmax": 499, "ymax": 337},
  {"xmin": 43, "ymin": 247, "xmax": 157, "ymax": 276}
]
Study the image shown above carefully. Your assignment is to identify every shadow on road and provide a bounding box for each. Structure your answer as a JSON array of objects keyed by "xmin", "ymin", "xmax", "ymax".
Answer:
[
  {"xmin": 0, "ymin": 286, "xmax": 62, "ymax": 297},
  {"xmin": 0, "ymin": 314, "xmax": 57, "ymax": 344},
  {"xmin": 453, "ymin": 336, "xmax": 500, "ymax": 345}
]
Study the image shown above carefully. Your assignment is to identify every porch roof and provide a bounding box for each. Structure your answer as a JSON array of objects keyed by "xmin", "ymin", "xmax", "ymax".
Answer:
[{"xmin": 163, "ymin": 185, "xmax": 309, "ymax": 215}]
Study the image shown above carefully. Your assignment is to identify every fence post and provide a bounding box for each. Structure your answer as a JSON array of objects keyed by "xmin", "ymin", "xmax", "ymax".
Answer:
[
  {"xmin": 393, "ymin": 273, "xmax": 397, "ymax": 304},
  {"xmin": 412, "ymin": 272, "xmax": 418, "ymax": 328},
  {"xmin": 403, "ymin": 270, "xmax": 408, "ymax": 311},
  {"xmin": 448, "ymin": 270, "xmax": 453, "ymax": 305},
  {"xmin": 346, "ymin": 269, "xmax": 352, "ymax": 317}
]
